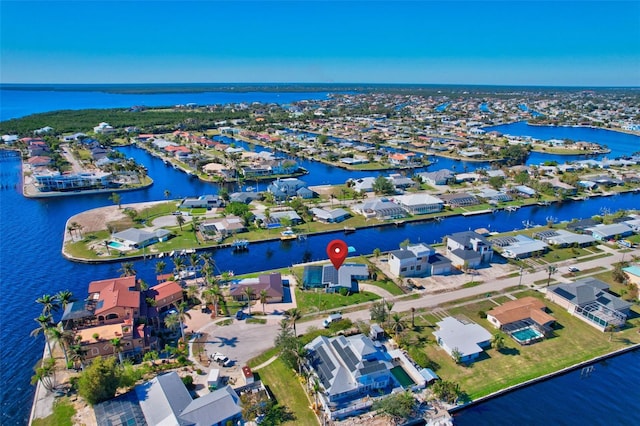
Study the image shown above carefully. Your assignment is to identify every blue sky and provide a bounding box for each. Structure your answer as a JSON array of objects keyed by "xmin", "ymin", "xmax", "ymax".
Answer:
[{"xmin": 1, "ymin": 0, "xmax": 639, "ymax": 86}]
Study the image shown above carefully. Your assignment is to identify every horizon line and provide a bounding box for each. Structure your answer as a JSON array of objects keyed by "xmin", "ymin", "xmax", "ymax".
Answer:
[{"xmin": 2, "ymin": 82, "xmax": 640, "ymax": 89}]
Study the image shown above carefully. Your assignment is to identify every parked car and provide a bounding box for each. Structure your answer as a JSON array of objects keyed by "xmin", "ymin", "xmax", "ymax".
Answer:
[
  {"xmin": 568, "ymin": 266, "xmax": 580, "ymax": 273},
  {"xmin": 323, "ymin": 313, "xmax": 343, "ymax": 328},
  {"xmin": 236, "ymin": 310, "xmax": 246, "ymax": 320},
  {"xmin": 212, "ymin": 352, "xmax": 232, "ymax": 367}
]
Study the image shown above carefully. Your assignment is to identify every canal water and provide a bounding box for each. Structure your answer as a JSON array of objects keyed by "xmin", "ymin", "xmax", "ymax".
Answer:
[{"xmin": 1, "ymin": 89, "xmax": 640, "ymax": 424}]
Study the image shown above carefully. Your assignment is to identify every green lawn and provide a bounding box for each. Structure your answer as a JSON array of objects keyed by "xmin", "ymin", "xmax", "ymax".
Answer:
[
  {"xmin": 31, "ymin": 398, "xmax": 76, "ymax": 426},
  {"xmin": 256, "ymin": 358, "xmax": 319, "ymax": 425},
  {"xmin": 295, "ymin": 288, "xmax": 380, "ymax": 315},
  {"xmin": 406, "ymin": 292, "xmax": 640, "ymax": 400}
]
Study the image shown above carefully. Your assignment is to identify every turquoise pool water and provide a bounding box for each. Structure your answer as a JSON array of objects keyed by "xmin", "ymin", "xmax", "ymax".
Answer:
[
  {"xmin": 512, "ymin": 327, "xmax": 543, "ymax": 343},
  {"xmin": 108, "ymin": 241, "xmax": 127, "ymax": 249}
]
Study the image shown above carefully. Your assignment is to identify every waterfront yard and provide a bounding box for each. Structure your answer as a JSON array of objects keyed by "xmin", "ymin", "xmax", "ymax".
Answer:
[
  {"xmin": 405, "ymin": 290, "xmax": 640, "ymax": 400},
  {"xmin": 256, "ymin": 358, "xmax": 319, "ymax": 425},
  {"xmin": 295, "ymin": 287, "xmax": 379, "ymax": 315}
]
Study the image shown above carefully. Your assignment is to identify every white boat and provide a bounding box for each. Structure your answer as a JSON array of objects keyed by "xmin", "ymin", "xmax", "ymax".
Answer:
[{"xmin": 280, "ymin": 228, "xmax": 297, "ymax": 241}]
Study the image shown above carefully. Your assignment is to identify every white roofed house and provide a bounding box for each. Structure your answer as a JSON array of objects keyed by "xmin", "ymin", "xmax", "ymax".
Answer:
[
  {"xmin": 352, "ymin": 198, "xmax": 406, "ymax": 220},
  {"xmin": 198, "ymin": 215, "xmax": 247, "ymax": 239},
  {"xmin": 584, "ymin": 223, "xmax": 633, "ymax": 241},
  {"xmin": 388, "ymin": 243, "xmax": 452, "ymax": 278},
  {"xmin": 110, "ymin": 228, "xmax": 172, "ymax": 251},
  {"xmin": 491, "ymin": 235, "xmax": 549, "ymax": 259},
  {"xmin": 393, "ymin": 193, "xmax": 444, "ymax": 215},
  {"xmin": 310, "ymin": 207, "xmax": 351, "ymax": 223},
  {"xmin": 533, "ymin": 229, "xmax": 597, "ymax": 248},
  {"xmin": 433, "ymin": 317, "xmax": 492, "ymax": 363},
  {"xmin": 417, "ymin": 169, "xmax": 455, "ymax": 186}
]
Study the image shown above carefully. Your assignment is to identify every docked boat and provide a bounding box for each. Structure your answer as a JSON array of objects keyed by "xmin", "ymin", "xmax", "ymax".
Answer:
[
  {"xmin": 343, "ymin": 226, "xmax": 356, "ymax": 234},
  {"xmin": 505, "ymin": 205, "xmax": 520, "ymax": 212},
  {"xmin": 280, "ymin": 228, "xmax": 297, "ymax": 241},
  {"xmin": 231, "ymin": 239, "xmax": 249, "ymax": 251}
]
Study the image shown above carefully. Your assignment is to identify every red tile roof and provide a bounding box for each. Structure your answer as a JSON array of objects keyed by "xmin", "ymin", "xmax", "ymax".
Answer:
[
  {"xmin": 88, "ymin": 276, "xmax": 140, "ymax": 314},
  {"xmin": 150, "ymin": 280, "xmax": 183, "ymax": 301}
]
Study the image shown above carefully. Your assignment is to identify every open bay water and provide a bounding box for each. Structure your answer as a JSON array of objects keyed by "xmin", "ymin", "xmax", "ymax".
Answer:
[{"xmin": 1, "ymin": 88, "xmax": 640, "ymax": 424}]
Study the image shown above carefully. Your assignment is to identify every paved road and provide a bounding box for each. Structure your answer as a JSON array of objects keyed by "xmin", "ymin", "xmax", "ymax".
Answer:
[{"xmin": 189, "ymin": 245, "xmax": 639, "ymax": 391}]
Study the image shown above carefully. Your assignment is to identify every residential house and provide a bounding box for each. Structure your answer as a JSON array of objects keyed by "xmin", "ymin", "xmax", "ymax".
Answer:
[
  {"xmin": 438, "ymin": 192, "xmax": 479, "ymax": 207},
  {"xmin": 491, "ymin": 235, "xmax": 549, "ymax": 259},
  {"xmin": 310, "ymin": 207, "xmax": 351, "ymax": 223},
  {"xmin": 387, "ymin": 173, "xmax": 416, "ymax": 190},
  {"xmin": 110, "ymin": 228, "xmax": 172, "ymax": 251},
  {"xmin": 305, "ymin": 334, "xmax": 395, "ymax": 418},
  {"xmin": 511, "ymin": 185, "xmax": 537, "ymax": 198},
  {"xmin": 532, "ymin": 229, "xmax": 597, "ymax": 248},
  {"xmin": 87, "ymin": 276, "xmax": 141, "ymax": 324},
  {"xmin": 352, "ymin": 198, "xmax": 406, "ymax": 220},
  {"xmin": 94, "ymin": 122, "xmax": 115, "ymax": 134},
  {"xmin": 417, "ymin": 169, "xmax": 455, "ymax": 186},
  {"xmin": 584, "ymin": 223, "xmax": 633, "ymax": 241},
  {"xmin": 302, "ymin": 264, "xmax": 369, "ymax": 293},
  {"xmin": 433, "ymin": 317, "xmax": 492, "ymax": 363},
  {"xmin": 254, "ymin": 209, "xmax": 302, "ymax": 228},
  {"xmin": 131, "ymin": 372, "xmax": 243, "ymax": 426},
  {"xmin": 199, "ymin": 216, "xmax": 247, "ymax": 239},
  {"xmin": 393, "ymin": 193, "xmax": 444, "ymax": 215},
  {"xmin": 267, "ymin": 178, "xmax": 314, "ymax": 200},
  {"xmin": 180, "ymin": 195, "xmax": 224, "ymax": 210},
  {"xmin": 350, "ymin": 177, "xmax": 377, "ymax": 193},
  {"xmin": 75, "ymin": 320, "xmax": 150, "ymax": 360},
  {"xmin": 229, "ymin": 272, "xmax": 284, "ymax": 303},
  {"xmin": 387, "ymin": 243, "xmax": 451, "ymax": 278},
  {"xmin": 147, "ymin": 280, "xmax": 183, "ymax": 313},
  {"xmin": 27, "ymin": 156, "xmax": 52, "ymax": 167},
  {"xmin": 546, "ymin": 278, "xmax": 631, "ymax": 331},
  {"xmin": 486, "ymin": 297, "xmax": 555, "ymax": 341},
  {"xmin": 446, "ymin": 231, "xmax": 493, "ymax": 268},
  {"xmin": 477, "ymin": 188, "xmax": 512, "ymax": 202},
  {"xmin": 34, "ymin": 171, "xmax": 115, "ymax": 192}
]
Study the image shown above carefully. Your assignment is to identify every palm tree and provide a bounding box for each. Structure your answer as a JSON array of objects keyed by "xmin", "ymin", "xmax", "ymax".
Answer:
[
  {"xmin": 293, "ymin": 341, "xmax": 308, "ymax": 375},
  {"xmin": 173, "ymin": 256, "xmax": 185, "ymax": 277},
  {"xmin": 48, "ymin": 325, "xmax": 74, "ymax": 366},
  {"xmin": 203, "ymin": 285, "xmax": 223, "ymax": 317},
  {"xmin": 243, "ymin": 286, "xmax": 255, "ymax": 315},
  {"xmin": 164, "ymin": 312, "xmax": 181, "ymax": 337},
  {"xmin": 110, "ymin": 337, "xmax": 124, "ymax": 363},
  {"xmin": 55, "ymin": 290, "xmax": 75, "ymax": 311},
  {"xmin": 259, "ymin": 289, "xmax": 269, "ymax": 314},
  {"xmin": 547, "ymin": 264, "xmax": 557, "ymax": 287},
  {"xmin": 68, "ymin": 343, "xmax": 87, "ymax": 370},
  {"xmin": 176, "ymin": 214, "xmax": 186, "ymax": 231},
  {"xmin": 411, "ymin": 307, "xmax": 416, "ymax": 328},
  {"xmin": 119, "ymin": 261, "xmax": 136, "ymax": 277},
  {"xmin": 385, "ymin": 301, "xmax": 394, "ymax": 327},
  {"xmin": 492, "ymin": 332, "xmax": 506, "ymax": 351},
  {"xmin": 31, "ymin": 314, "xmax": 54, "ymax": 357},
  {"xmin": 155, "ymin": 260, "xmax": 167, "ymax": 282},
  {"xmin": 175, "ymin": 302, "xmax": 192, "ymax": 342},
  {"xmin": 286, "ymin": 308, "xmax": 302, "ymax": 337},
  {"xmin": 36, "ymin": 294, "xmax": 59, "ymax": 315},
  {"xmin": 390, "ymin": 313, "xmax": 405, "ymax": 341},
  {"xmin": 189, "ymin": 252, "xmax": 199, "ymax": 270}
]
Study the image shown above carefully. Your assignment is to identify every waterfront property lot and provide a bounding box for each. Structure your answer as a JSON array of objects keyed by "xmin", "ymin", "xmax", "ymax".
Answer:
[
  {"xmin": 294, "ymin": 287, "xmax": 380, "ymax": 315},
  {"xmin": 255, "ymin": 358, "xmax": 318, "ymax": 426},
  {"xmin": 409, "ymin": 291, "xmax": 640, "ymax": 400}
]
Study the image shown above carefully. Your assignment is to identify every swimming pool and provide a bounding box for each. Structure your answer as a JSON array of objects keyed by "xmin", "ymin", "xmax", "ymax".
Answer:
[
  {"xmin": 108, "ymin": 241, "xmax": 127, "ymax": 250},
  {"xmin": 511, "ymin": 326, "xmax": 543, "ymax": 345},
  {"xmin": 390, "ymin": 366, "xmax": 415, "ymax": 388}
]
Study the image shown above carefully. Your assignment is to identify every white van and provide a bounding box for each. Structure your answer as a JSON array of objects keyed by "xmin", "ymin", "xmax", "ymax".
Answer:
[{"xmin": 323, "ymin": 313, "xmax": 343, "ymax": 328}]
